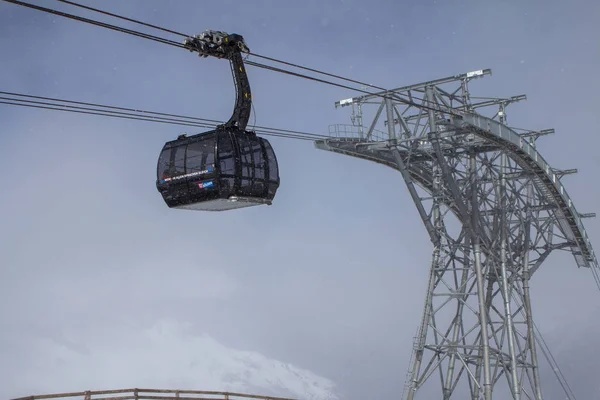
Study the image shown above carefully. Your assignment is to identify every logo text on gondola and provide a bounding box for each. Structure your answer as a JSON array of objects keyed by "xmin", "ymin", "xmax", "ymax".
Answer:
[{"xmin": 161, "ymin": 166, "xmax": 214, "ymax": 183}]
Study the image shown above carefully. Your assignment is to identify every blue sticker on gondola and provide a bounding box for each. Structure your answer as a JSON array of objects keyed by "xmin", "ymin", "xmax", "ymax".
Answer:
[{"xmin": 198, "ymin": 181, "xmax": 214, "ymax": 189}]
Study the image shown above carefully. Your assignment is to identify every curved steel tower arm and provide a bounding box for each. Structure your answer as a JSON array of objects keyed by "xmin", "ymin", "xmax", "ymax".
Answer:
[{"xmin": 459, "ymin": 113, "xmax": 597, "ymax": 270}]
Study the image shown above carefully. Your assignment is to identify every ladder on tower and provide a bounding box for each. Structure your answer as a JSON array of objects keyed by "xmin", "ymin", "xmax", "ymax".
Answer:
[{"xmin": 401, "ymin": 327, "xmax": 421, "ymax": 400}]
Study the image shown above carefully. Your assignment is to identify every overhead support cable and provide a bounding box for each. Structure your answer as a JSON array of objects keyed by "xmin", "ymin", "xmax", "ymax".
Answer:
[
  {"xmin": 0, "ymin": 91, "xmax": 323, "ymax": 139},
  {"xmin": 53, "ymin": 0, "xmax": 388, "ymax": 93},
  {"xmin": 0, "ymin": 92, "xmax": 328, "ymax": 141},
  {"xmin": 2, "ymin": 0, "xmax": 186, "ymax": 49},
  {"xmin": 55, "ymin": 0, "xmax": 189, "ymax": 38},
  {"xmin": 2, "ymin": 0, "xmax": 457, "ymax": 116}
]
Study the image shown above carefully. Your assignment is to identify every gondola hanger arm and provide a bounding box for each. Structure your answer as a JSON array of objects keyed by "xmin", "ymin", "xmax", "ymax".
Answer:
[{"xmin": 183, "ymin": 30, "xmax": 252, "ymax": 131}]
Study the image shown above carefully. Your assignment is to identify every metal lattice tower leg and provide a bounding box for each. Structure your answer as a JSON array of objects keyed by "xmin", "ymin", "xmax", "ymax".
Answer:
[{"xmin": 316, "ymin": 69, "xmax": 599, "ymax": 399}]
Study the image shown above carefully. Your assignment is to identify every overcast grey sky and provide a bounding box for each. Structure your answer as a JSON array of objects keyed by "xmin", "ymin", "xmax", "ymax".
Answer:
[{"xmin": 1, "ymin": 0, "xmax": 599, "ymax": 399}]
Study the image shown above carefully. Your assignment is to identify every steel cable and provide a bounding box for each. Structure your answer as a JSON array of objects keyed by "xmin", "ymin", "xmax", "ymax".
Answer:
[{"xmin": 0, "ymin": 93, "xmax": 328, "ymax": 141}]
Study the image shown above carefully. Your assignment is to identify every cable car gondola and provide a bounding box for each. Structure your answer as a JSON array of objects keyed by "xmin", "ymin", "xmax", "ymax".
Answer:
[{"xmin": 156, "ymin": 30, "xmax": 280, "ymax": 211}]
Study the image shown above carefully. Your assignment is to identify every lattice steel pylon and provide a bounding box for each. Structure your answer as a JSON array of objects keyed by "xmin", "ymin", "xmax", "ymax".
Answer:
[{"xmin": 315, "ymin": 69, "xmax": 600, "ymax": 400}]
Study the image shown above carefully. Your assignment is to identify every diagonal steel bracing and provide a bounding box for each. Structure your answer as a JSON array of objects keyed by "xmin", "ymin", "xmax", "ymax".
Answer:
[{"xmin": 316, "ymin": 69, "xmax": 598, "ymax": 399}]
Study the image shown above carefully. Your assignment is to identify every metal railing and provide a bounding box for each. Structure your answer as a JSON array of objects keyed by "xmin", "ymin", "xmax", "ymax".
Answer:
[
  {"xmin": 327, "ymin": 124, "xmax": 388, "ymax": 142},
  {"xmin": 11, "ymin": 388, "xmax": 297, "ymax": 400}
]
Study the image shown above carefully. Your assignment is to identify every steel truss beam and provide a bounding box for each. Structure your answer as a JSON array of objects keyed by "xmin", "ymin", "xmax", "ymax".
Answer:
[{"xmin": 316, "ymin": 69, "xmax": 599, "ymax": 399}]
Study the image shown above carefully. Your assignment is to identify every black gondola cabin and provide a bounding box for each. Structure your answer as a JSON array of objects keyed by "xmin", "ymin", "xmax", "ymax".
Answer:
[
  {"xmin": 156, "ymin": 129, "xmax": 280, "ymax": 211},
  {"xmin": 156, "ymin": 30, "xmax": 281, "ymax": 211}
]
